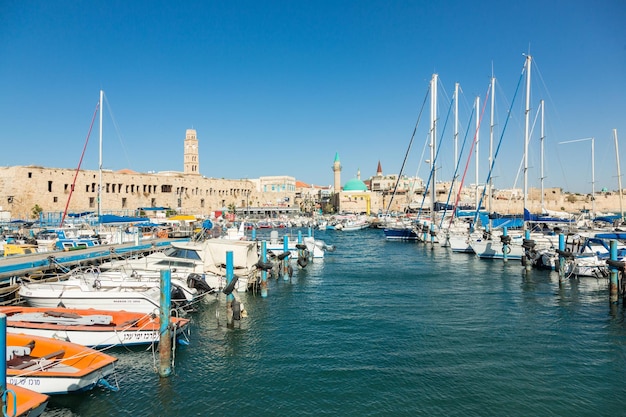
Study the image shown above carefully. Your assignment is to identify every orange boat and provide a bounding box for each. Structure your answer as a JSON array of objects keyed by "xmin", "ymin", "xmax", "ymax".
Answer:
[
  {"xmin": 6, "ymin": 332, "xmax": 117, "ymax": 395},
  {"xmin": 4, "ymin": 384, "xmax": 49, "ymax": 417},
  {"xmin": 0, "ymin": 306, "xmax": 190, "ymax": 348}
]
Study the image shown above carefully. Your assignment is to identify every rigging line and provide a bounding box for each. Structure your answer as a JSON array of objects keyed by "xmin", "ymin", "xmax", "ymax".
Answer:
[
  {"xmin": 450, "ymin": 82, "xmax": 492, "ymax": 228},
  {"xmin": 103, "ymin": 95, "xmax": 133, "ymax": 170},
  {"xmin": 472, "ymin": 59, "xmax": 527, "ymax": 226},
  {"xmin": 60, "ymin": 101, "xmax": 100, "ymax": 227},
  {"xmin": 415, "ymin": 93, "xmax": 454, "ymax": 220},
  {"xmin": 384, "ymin": 84, "xmax": 431, "ymax": 215},
  {"xmin": 439, "ymin": 105, "xmax": 476, "ymax": 228}
]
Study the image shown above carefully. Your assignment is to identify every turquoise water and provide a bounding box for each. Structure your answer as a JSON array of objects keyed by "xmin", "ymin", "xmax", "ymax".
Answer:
[{"xmin": 44, "ymin": 228, "xmax": 626, "ymax": 416}]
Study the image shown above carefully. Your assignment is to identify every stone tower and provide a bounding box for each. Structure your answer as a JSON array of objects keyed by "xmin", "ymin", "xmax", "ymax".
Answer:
[
  {"xmin": 184, "ymin": 129, "xmax": 200, "ymax": 175},
  {"xmin": 332, "ymin": 152, "xmax": 342, "ymax": 191}
]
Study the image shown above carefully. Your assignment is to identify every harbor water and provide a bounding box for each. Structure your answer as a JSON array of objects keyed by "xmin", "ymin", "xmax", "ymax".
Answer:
[{"xmin": 43, "ymin": 228, "xmax": 626, "ymax": 416}]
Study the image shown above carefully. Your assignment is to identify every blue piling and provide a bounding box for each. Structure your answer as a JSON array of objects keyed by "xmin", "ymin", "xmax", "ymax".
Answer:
[
  {"xmin": 226, "ymin": 251, "xmax": 234, "ymax": 324},
  {"xmin": 524, "ymin": 229, "xmax": 531, "ymax": 271},
  {"xmin": 159, "ymin": 269, "xmax": 172, "ymax": 377},
  {"xmin": 430, "ymin": 223, "xmax": 435, "ymax": 248},
  {"xmin": 283, "ymin": 236, "xmax": 290, "ymax": 280},
  {"xmin": 251, "ymin": 228, "xmax": 256, "ymax": 240},
  {"xmin": 1, "ymin": 313, "xmax": 6, "ymax": 410},
  {"xmin": 502, "ymin": 227, "xmax": 508, "ymax": 263},
  {"xmin": 422, "ymin": 222, "xmax": 428, "ymax": 242},
  {"xmin": 308, "ymin": 227, "xmax": 312, "ymax": 237},
  {"xmin": 610, "ymin": 240, "xmax": 619, "ymax": 303},
  {"xmin": 558, "ymin": 234, "xmax": 565, "ymax": 283},
  {"xmin": 261, "ymin": 242, "xmax": 268, "ymax": 298}
]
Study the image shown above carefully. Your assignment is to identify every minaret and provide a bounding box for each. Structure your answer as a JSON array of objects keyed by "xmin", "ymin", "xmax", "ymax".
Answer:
[
  {"xmin": 357, "ymin": 168, "xmax": 361, "ymax": 180},
  {"xmin": 184, "ymin": 129, "xmax": 200, "ymax": 175},
  {"xmin": 376, "ymin": 161, "xmax": 382, "ymax": 176},
  {"xmin": 332, "ymin": 152, "xmax": 342, "ymax": 191}
]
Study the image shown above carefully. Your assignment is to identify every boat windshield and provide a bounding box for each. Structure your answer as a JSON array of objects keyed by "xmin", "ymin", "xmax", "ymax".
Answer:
[{"xmin": 163, "ymin": 247, "xmax": 202, "ymax": 261}]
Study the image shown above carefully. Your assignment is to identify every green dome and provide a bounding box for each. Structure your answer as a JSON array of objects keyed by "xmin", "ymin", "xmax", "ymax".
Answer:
[{"xmin": 343, "ymin": 178, "xmax": 368, "ymax": 191}]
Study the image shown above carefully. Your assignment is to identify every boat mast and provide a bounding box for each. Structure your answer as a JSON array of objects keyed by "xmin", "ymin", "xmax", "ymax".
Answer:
[
  {"xmin": 523, "ymin": 55, "xmax": 531, "ymax": 230},
  {"xmin": 475, "ymin": 95, "xmax": 480, "ymax": 211},
  {"xmin": 430, "ymin": 73, "xmax": 438, "ymax": 218},
  {"xmin": 539, "ymin": 100, "xmax": 546, "ymax": 213},
  {"xmin": 98, "ymin": 90, "xmax": 103, "ymax": 224},
  {"xmin": 614, "ymin": 129, "xmax": 624, "ymax": 223},
  {"xmin": 454, "ymin": 82, "xmax": 459, "ymax": 173},
  {"xmin": 488, "ymin": 74, "xmax": 495, "ymax": 216},
  {"xmin": 591, "ymin": 136, "xmax": 595, "ymax": 219},
  {"xmin": 451, "ymin": 82, "xmax": 459, "ymax": 209}
]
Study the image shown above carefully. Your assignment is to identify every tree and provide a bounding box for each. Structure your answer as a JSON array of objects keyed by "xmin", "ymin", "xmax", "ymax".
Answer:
[{"xmin": 31, "ymin": 204, "xmax": 43, "ymax": 219}]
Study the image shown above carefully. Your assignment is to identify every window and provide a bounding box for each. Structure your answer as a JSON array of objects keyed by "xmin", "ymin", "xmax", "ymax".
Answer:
[
  {"xmin": 122, "ymin": 198, "xmax": 127, "ymax": 208},
  {"xmin": 48, "ymin": 181, "xmax": 52, "ymax": 192},
  {"xmin": 53, "ymin": 196, "xmax": 58, "ymax": 203},
  {"xmin": 28, "ymin": 172, "xmax": 32, "ymax": 178}
]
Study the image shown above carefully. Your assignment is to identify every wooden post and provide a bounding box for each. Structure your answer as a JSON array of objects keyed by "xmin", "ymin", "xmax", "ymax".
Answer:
[{"xmin": 158, "ymin": 269, "xmax": 172, "ymax": 378}]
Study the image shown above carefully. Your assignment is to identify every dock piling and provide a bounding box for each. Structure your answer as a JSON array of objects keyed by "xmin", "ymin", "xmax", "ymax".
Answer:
[
  {"xmin": 610, "ymin": 240, "xmax": 619, "ymax": 304},
  {"xmin": 261, "ymin": 242, "xmax": 268, "ymax": 298},
  {"xmin": 558, "ymin": 234, "xmax": 565, "ymax": 283},
  {"xmin": 159, "ymin": 269, "xmax": 172, "ymax": 377}
]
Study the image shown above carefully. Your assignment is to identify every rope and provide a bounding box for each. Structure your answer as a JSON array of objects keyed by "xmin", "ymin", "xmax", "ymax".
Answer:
[
  {"xmin": 385, "ymin": 84, "xmax": 431, "ymax": 215},
  {"xmin": 60, "ymin": 100, "xmax": 100, "ymax": 227}
]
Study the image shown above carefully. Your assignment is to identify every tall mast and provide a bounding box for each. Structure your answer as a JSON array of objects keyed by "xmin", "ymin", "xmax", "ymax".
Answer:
[
  {"xmin": 591, "ymin": 137, "xmax": 595, "ymax": 219},
  {"xmin": 454, "ymin": 82, "xmax": 459, "ymax": 172},
  {"xmin": 98, "ymin": 90, "xmax": 103, "ymax": 222},
  {"xmin": 489, "ymin": 75, "xmax": 495, "ymax": 215},
  {"xmin": 523, "ymin": 55, "xmax": 531, "ymax": 229},
  {"xmin": 475, "ymin": 95, "xmax": 480, "ymax": 211},
  {"xmin": 614, "ymin": 129, "xmax": 624, "ymax": 222},
  {"xmin": 539, "ymin": 100, "xmax": 546, "ymax": 213},
  {"xmin": 430, "ymin": 73, "xmax": 438, "ymax": 218}
]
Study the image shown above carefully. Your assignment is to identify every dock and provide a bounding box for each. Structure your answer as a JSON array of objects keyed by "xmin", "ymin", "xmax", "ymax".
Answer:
[{"xmin": 0, "ymin": 238, "xmax": 181, "ymax": 291}]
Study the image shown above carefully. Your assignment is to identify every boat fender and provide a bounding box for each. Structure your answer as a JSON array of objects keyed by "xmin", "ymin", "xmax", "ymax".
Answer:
[
  {"xmin": 606, "ymin": 259, "xmax": 626, "ymax": 270},
  {"xmin": 222, "ymin": 275, "xmax": 239, "ymax": 295},
  {"xmin": 295, "ymin": 244, "xmax": 307, "ymax": 250},
  {"xmin": 297, "ymin": 257, "xmax": 308, "ymax": 268},
  {"xmin": 97, "ymin": 378, "xmax": 119, "ymax": 392},
  {"xmin": 255, "ymin": 260, "xmax": 274, "ymax": 271},
  {"xmin": 232, "ymin": 300, "xmax": 241, "ymax": 320},
  {"xmin": 554, "ymin": 257, "xmax": 560, "ymax": 271},
  {"xmin": 277, "ymin": 252, "xmax": 290, "ymax": 260},
  {"xmin": 555, "ymin": 249, "xmax": 575, "ymax": 260}
]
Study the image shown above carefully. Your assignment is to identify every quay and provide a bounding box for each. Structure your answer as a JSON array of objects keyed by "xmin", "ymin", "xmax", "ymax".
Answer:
[{"xmin": 0, "ymin": 239, "xmax": 181, "ymax": 300}]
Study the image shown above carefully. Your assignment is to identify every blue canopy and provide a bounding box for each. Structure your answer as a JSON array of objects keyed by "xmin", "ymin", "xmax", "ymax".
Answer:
[{"xmin": 99, "ymin": 214, "xmax": 149, "ymax": 224}]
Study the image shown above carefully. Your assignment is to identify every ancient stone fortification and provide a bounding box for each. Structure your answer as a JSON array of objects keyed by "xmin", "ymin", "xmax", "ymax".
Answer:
[{"xmin": 0, "ymin": 165, "xmax": 293, "ymax": 219}]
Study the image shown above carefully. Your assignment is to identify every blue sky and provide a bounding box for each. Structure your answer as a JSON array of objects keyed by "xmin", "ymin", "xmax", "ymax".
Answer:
[{"xmin": 1, "ymin": 0, "xmax": 624, "ymax": 194}]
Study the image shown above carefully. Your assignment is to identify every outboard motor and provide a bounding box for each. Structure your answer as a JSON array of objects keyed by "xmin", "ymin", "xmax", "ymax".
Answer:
[{"xmin": 186, "ymin": 273, "xmax": 214, "ymax": 294}]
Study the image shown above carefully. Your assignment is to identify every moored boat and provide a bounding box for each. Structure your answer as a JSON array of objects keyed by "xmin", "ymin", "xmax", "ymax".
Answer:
[
  {"xmin": 0, "ymin": 306, "xmax": 190, "ymax": 348},
  {"xmin": 4, "ymin": 384, "xmax": 49, "ymax": 417},
  {"xmin": 6, "ymin": 332, "xmax": 117, "ymax": 395}
]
